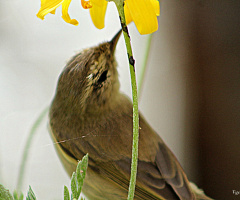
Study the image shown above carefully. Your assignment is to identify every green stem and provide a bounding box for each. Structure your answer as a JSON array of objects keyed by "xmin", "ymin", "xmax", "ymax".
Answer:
[
  {"xmin": 138, "ymin": 33, "xmax": 153, "ymax": 97},
  {"xmin": 114, "ymin": 1, "xmax": 139, "ymax": 200},
  {"xmin": 16, "ymin": 106, "xmax": 49, "ymax": 193}
]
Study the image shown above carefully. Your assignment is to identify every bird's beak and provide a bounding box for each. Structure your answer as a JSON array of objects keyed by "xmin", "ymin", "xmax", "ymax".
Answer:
[{"xmin": 109, "ymin": 29, "xmax": 122, "ymax": 53}]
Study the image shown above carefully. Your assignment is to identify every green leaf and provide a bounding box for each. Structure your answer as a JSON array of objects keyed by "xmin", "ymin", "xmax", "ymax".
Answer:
[
  {"xmin": 0, "ymin": 184, "xmax": 13, "ymax": 200},
  {"xmin": 76, "ymin": 154, "xmax": 88, "ymax": 196},
  {"xmin": 71, "ymin": 172, "xmax": 77, "ymax": 198},
  {"xmin": 13, "ymin": 191, "xmax": 24, "ymax": 200},
  {"xmin": 69, "ymin": 154, "xmax": 88, "ymax": 200},
  {"xmin": 26, "ymin": 186, "xmax": 36, "ymax": 200},
  {"xmin": 63, "ymin": 186, "xmax": 70, "ymax": 200}
]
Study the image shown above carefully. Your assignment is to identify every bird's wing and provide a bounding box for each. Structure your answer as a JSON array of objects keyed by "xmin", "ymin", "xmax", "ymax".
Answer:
[
  {"xmin": 155, "ymin": 140, "xmax": 195, "ymax": 200},
  {"xmin": 49, "ymin": 115, "xmax": 195, "ymax": 199},
  {"xmin": 90, "ymin": 109, "xmax": 196, "ymax": 200},
  {"xmin": 95, "ymin": 143, "xmax": 195, "ymax": 200},
  {"xmin": 97, "ymin": 157, "xmax": 188, "ymax": 200}
]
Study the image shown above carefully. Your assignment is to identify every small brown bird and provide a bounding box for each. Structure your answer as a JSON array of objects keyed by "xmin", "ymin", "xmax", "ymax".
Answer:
[{"xmin": 49, "ymin": 31, "xmax": 212, "ymax": 200}]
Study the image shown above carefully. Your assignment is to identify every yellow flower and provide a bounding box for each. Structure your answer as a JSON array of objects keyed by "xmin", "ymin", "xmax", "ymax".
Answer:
[
  {"xmin": 124, "ymin": 0, "xmax": 160, "ymax": 34},
  {"xmin": 36, "ymin": 0, "xmax": 160, "ymax": 34},
  {"xmin": 90, "ymin": 0, "xmax": 160, "ymax": 34}
]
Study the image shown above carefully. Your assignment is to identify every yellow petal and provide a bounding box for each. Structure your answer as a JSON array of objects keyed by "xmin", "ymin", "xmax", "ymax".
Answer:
[
  {"xmin": 124, "ymin": 3, "xmax": 132, "ymax": 25},
  {"xmin": 40, "ymin": 0, "xmax": 47, "ymax": 6},
  {"xmin": 150, "ymin": 0, "xmax": 160, "ymax": 16},
  {"xmin": 50, "ymin": 9, "xmax": 56, "ymax": 14},
  {"xmin": 81, "ymin": 0, "xmax": 93, "ymax": 9},
  {"xmin": 89, "ymin": 0, "xmax": 108, "ymax": 29},
  {"xmin": 37, "ymin": 0, "xmax": 64, "ymax": 20},
  {"xmin": 62, "ymin": 0, "xmax": 79, "ymax": 25},
  {"xmin": 90, "ymin": 0, "xmax": 106, "ymax": 7},
  {"xmin": 125, "ymin": 0, "xmax": 158, "ymax": 34}
]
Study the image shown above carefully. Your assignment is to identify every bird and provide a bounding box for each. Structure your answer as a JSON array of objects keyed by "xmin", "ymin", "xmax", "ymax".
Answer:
[{"xmin": 49, "ymin": 30, "xmax": 212, "ymax": 200}]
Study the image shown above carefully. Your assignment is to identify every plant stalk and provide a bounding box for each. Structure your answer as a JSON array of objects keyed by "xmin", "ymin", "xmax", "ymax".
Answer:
[
  {"xmin": 114, "ymin": 1, "xmax": 139, "ymax": 199},
  {"xmin": 16, "ymin": 107, "xmax": 49, "ymax": 193}
]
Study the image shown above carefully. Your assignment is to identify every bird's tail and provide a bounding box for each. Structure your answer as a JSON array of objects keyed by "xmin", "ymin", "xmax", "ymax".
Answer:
[{"xmin": 190, "ymin": 182, "xmax": 214, "ymax": 200}]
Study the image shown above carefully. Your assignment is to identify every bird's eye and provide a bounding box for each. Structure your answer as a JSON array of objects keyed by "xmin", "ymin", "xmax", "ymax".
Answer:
[{"xmin": 97, "ymin": 70, "xmax": 108, "ymax": 83}]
